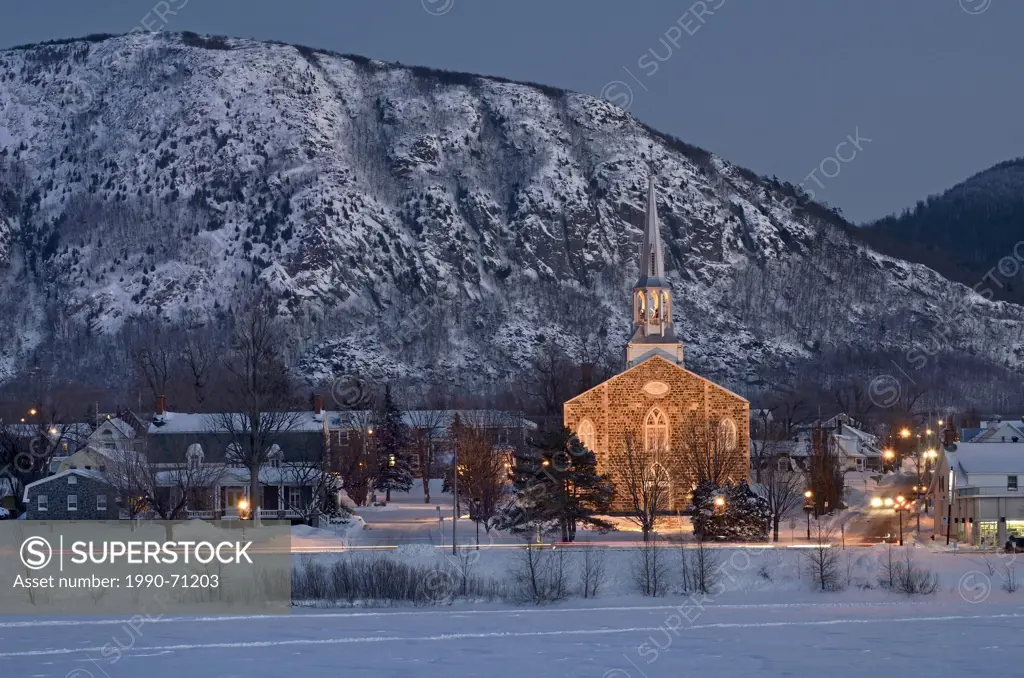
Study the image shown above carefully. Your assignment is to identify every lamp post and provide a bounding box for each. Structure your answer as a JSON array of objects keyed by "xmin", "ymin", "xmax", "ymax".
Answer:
[
  {"xmin": 893, "ymin": 494, "xmax": 908, "ymax": 546},
  {"xmin": 804, "ymin": 490, "xmax": 814, "ymax": 540},
  {"xmin": 452, "ymin": 435, "xmax": 459, "ymax": 555}
]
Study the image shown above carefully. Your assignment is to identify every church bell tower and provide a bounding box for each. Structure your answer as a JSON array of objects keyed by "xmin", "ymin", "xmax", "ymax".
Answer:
[{"xmin": 625, "ymin": 174, "xmax": 685, "ymax": 369}]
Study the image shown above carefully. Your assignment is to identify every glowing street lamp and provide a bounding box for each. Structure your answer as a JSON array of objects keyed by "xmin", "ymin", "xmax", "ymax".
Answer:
[
  {"xmin": 713, "ymin": 496, "xmax": 726, "ymax": 510},
  {"xmin": 938, "ymin": 419, "xmax": 944, "ymax": 427},
  {"xmin": 237, "ymin": 498, "xmax": 250, "ymax": 519},
  {"xmin": 871, "ymin": 497, "xmax": 883, "ymax": 508},
  {"xmin": 892, "ymin": 495, "xmax": 910, "ymax": 545},
  {"xmin": 803, "ymin": 490, "xmax": 814, "ymax": 539},
  {"xmin": 28, "ymin": 408, "xmax": 37, "ymax": 417},
  {"xmin": 899, "ymin": 428, "xmax": 911, "ymax": 439}
]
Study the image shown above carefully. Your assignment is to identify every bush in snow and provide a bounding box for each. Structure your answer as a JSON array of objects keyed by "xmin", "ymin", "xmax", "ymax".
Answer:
[
  {"xmin": 508, "ymin": 543, "xmax": 570, "ymax": 605},
  {"xmin": 691, "ymin": 481, "xmax": 770, "ymax": 542},
  {"xmin": 633, "ymin": 539, "xmax": 670, "ymax": 596},
  {"xmin": 291, "ymin": 556, "xmax": 503, "ymax": 606},
  {"xmin": 678, "ymin": 534, "xmax": 720, "ymax": 595},
  {"xmin": 805, "ymin": 520, "xmax": 843, "ymax": 591},
  {"xmin": 578, "ymin": 547, "xmax": 607, "ymax": 598}
]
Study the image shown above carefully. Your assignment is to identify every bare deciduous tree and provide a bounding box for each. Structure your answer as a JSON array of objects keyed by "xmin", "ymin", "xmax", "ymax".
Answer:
[
  {"xmin": 621, "ymin": 432, "xmax": 669, "ymax": 542},
  {"xmin": 210, "ymin": 299, "xmax": 302, "ymax": 513},
  {"xmin": 406, "ymin": 408, "xmax": 446, "ymax": 504},
  {"xmin": 761, "ymin": 461, "xmax": 806, "ymax": 542}
]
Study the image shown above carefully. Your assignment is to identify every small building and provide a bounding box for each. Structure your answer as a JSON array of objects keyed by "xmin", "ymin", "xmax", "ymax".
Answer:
[
  {"xmin": 934, "ymin": 442, "xmax": 1024, "ymax": 548},
  {"xmin": 22, "ymin": 469, "xmax": 119, "ymax": 520}
]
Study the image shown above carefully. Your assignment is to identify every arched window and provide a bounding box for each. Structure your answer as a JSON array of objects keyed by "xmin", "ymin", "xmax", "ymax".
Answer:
[
  {"xmin": 577, "ymin": 419, "xmax": 596, "ymax": 452},
  {"xmin": 650, "ymin": 291, "xmax": 659, "ymax": 319},
  {"xmin": 636, "ymin": 292, "xmax": 645, "ymax": 319},
  {"xmin": 644, "ymin": 408, "xmax": 669, "ymax": 453},
  {"xmin": 661, "ymin": 292, "xmax": 670, "ymax": 320},
  {"xmin": 718, "ymin": 418, "xmax": 738, "ymax": 451}
]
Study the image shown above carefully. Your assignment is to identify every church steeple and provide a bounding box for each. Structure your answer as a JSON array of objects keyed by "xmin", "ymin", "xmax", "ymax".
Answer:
[
  {"xmin": 637, "ymin": 174, "xmax": 666, "ymax": 287},
  {"xmin": 625, "ymin": 171, "xmax": 685, "ymax": 369}
]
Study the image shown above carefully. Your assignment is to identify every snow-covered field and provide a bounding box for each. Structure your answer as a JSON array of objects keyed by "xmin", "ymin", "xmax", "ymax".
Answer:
[
  {"xmin": 7, "ymin": 481, "xmax": 1021, "ymax": 676},
  {"xmin": 2, "ymin": 595, "xmax": 1022, "ymax": 677}
]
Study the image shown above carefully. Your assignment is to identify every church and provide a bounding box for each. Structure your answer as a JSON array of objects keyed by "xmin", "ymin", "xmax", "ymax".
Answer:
[{"xmin": 563, "ymin": 175, "xmax": 750, "ymax": 512}]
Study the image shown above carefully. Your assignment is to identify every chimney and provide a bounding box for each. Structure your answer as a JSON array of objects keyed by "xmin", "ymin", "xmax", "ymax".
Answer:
[
  {"xmin": 156, "ymin": 395, "xmax": 166, "ymax": 417},
  {"xmin": 312, "ymin": 393, "xmax": 324, "ymax": 416},
  {"xmin": 942, "ymin": 417, "xmax": 958, "ymax": 447}
]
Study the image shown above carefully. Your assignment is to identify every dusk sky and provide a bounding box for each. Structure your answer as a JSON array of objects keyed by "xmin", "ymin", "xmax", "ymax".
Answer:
[{"xmin": 3, "ymin": 0, "xmax": 1020, "ymax": 223}]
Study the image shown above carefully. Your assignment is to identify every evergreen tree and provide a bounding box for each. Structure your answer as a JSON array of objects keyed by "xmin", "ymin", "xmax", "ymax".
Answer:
[
  {"xmin": 373, "ymin": 385, "xmax": 412, "ymax": 502},
  {"xmin": 691, "ymin": 481, "xmax": 770, "ymax": 542},
  {"xmin": 499, "ymin": 427, "xmax": 616, "ymax": 542}
]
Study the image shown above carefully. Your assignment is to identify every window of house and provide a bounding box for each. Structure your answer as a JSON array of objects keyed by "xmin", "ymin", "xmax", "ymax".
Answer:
[
  {"xmin": 68, "ymin": 494, "xmax": 78, "ymax": 511},
  {"xmin": 267, "ymin": 445, "xmax": 283, "ymax": 468},
  {"xmin": 289, "ymin": 487, "xmax": 302, "ymax": 509},
  {"xmin": 644, "ymin": 409, "xmax": 669, "ymax": 453},
  {"xmin": 577, "ymin": 419, "xmax": 596, "ymax": 452},
  {"xmin": 67, "ymin": 474, "xmax": 77, "ymax": 485},
  {"xmin": 37, "ymin": 495, "xmax": 48, "ymax": 512},
  {"xmin": 1009, "ymin": 476, "xmax": 1019, "ymax": 491},
  {"xmin": 97, "ymin": 494, "xmax": 108, "ymax": 511},
  {"xmin": 856, "ymin": 458, "xmax": 865, "ymax": 472},
  {"xmin": 84, "ymin": 465, "xmax": 92, "ymax": 470},
  {"xmin": 776, "ymin": 457, "xmax": 790, "ymax": 472}
]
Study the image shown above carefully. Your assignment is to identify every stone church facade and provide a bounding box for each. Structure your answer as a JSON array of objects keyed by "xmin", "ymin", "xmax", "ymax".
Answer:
[{"xmin": 564, "ymin": 174, "xmax": 749, "ymax": 512}]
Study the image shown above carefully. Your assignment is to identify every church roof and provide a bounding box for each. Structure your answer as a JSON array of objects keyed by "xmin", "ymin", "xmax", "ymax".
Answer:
[{"xmin": 564, "ymin": 354, "xmax": 749, "ymax": 406}]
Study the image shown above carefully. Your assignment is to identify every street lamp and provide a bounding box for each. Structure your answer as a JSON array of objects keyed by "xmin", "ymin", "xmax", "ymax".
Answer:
[
  {"xmin": 714, "ymin": 495, "xmax": 726, "ymax": 510},
  {"xmin": 237, "ymin": 498, "xmax": 250, "ymax": 520},
  {"xmin": 871, "ymin": 497, "xmax": 883, "ymax": 508},
  {"xmin": 28, "ymin": 408, "xmax": 37, "ymax": 417},
  {"xmin": 803, "ymin": 490, "xmax": 814, "ymax": 540},
  {"xmin": 900, "ymin": 428, "xmax": 911, "ymax": 439},
  {"xmin": 883, "ymin": 448, "xmax": 895, "ymax": 472},
  {"xmin": 893, "ymin": 495, "xmax": 910, "ymax": 546}
]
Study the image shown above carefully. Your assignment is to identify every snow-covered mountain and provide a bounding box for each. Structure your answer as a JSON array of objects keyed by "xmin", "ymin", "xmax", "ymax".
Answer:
[{"xmin": 1, "ymin": 32, "xmax": 1022, "ymax": 402}]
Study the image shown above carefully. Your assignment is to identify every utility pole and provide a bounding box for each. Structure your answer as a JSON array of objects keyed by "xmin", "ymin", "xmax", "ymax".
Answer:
[{"xmin": 452, "ymin": 436, "xmax": 458, "ymax": 555}]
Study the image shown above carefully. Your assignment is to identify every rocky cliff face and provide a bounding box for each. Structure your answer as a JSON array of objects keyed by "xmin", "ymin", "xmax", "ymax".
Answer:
[{"xmin": 1, "ymin": 32, "xmax": 1022, "ymax": 403}]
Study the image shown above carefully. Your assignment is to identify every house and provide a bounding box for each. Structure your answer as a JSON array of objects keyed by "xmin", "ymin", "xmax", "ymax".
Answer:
[
  {"xmin": 751, "ymin": 413, "xmax": 881, "ymax": 474},
  {"xmin": 146, "ymin": 395, "xmax": 330, "ymax": 520},
  {"xmin": 933, "ymin": 442, "xmax": 1024, "ymax": 548},
  {"xmin": 962, "ymin": 418, "xmax": 1024, "ymax": 444},
  {"xmin": 22, "ymin": 468, "xmax": 119, "ymax": 520},
  {"xmin": 564, "ymin": 176, "xmax": 750, "ymax": 512},
  {"xmin": 830, "ymin": 419, "xmax": 884, "ymax": 472}
]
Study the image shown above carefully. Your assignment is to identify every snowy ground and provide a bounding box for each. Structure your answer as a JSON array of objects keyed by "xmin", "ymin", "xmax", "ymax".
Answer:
[{"xmin": 3, "ymin": 596, "xmax": 1022, "ymax": 677}]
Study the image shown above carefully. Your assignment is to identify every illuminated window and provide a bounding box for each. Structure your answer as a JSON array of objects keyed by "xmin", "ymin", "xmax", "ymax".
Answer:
[
  {"xmin": 644, "ymin": 408, "xmax": 669, "ymax": 453},
  {"xmin": 718, "ymin": 418, "xmax": 738, "ymax": 451},
  {"xmin": 577, "ymin": 419, "xmax": 596, "ymax": 452}
]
